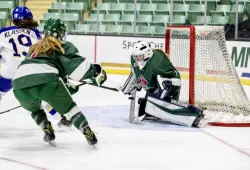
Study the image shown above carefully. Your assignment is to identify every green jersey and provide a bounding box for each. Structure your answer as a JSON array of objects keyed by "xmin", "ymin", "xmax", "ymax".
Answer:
[
  {"xmin": 131, "ymin": 49, "xmax": 180, "ymax": 91},
  {"xmin": 12, "ymin": 41, "xmax": 96, "ymax": 90}
]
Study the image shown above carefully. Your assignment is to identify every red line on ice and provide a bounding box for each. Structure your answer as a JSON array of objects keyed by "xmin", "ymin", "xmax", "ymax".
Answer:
[
  {"xmin": 202, "ymin": 130, "xmax": 250, "ymax": 158},
  {"xmin": 0, "ymin": 157, "xmax": 48, "ymax": 170}
]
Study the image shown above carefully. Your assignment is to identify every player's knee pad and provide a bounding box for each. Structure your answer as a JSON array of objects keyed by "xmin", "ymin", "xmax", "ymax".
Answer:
[{"xmin": 0, "ymin": 76, "xmax": 12, "ymax": 93}]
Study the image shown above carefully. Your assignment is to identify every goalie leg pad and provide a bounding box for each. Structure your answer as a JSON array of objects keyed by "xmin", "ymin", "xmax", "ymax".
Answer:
[{"xmin": 145, "ymin": 93, "xmax": 200, "ymax": 127}]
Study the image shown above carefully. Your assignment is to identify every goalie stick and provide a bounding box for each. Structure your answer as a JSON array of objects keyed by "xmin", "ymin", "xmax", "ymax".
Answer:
[
  {"xmin": 84, "ymin": 80, "xmax": 146, "ymax": 123},
  {"xmin": 128, "ymin": 89, "xmax": 146, "ymax": 123}
]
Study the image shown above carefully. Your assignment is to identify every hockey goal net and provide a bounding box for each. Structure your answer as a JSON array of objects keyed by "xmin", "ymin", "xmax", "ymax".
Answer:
[{"xmin": 165, "ymin": 26, "xmax": 250, "ymax": 127}]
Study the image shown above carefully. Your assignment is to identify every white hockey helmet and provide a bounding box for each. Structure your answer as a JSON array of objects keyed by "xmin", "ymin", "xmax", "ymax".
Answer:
[{"xmin": 131, "ymin": 41, "xmax": 153, "ymax": 70}]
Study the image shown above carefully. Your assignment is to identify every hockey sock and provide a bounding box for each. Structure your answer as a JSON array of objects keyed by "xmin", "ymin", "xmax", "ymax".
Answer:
[
  {"xmin": 31, "ymin": 109, "xmax": 48, "ymax": 129},
  {"xmin": 70, "ymin": 112, "xmax": 89, "ymax": 132},
  {"xmin": 0, "ymin": 76, "xmax": 12, "ymax": 93},
  {"xmin": 43, "ymin": 103, "xmax": 57, "ymax": 116}
]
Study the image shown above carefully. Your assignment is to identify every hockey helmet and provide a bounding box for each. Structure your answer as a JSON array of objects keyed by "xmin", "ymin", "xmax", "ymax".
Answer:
[
  {"xmin": 44, "ymin": 18, "xmax": 66, "ymax": 41},
  {"xmin": 12, "ymin": 6, "xmax": 33, "ymax": 21},
  {"xmin": 131, "ymin": 41, "xmax": 153, "ymax": 70}
]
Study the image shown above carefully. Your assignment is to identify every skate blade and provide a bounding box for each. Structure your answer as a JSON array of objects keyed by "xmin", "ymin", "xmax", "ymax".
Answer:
[
  {"xmin": 91, "ymin": 144, "xmax": 98, "ymax": 150},
  {"xmin": 48, "ymin": 140, "xmax": 56, "ymax": 147}
]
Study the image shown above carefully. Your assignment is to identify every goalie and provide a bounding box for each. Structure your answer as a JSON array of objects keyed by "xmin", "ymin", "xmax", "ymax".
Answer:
[{"xmin": 122, "ymin": 41, "xmax": 205, "ymax": 128}]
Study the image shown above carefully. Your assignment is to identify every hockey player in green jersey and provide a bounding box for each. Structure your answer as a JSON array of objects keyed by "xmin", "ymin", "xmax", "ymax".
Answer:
[
  {"xmin": 122, "ymin": 41, "xmax": 205, "ymax": 127},
  {"xmin": 12, "ymin": 18, "xmax": 107, "ymax": 146}
]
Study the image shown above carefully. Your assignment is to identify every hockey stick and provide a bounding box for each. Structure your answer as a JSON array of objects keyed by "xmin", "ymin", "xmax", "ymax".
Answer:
[
  {"xmin": 129, "ymin": 89, "xmax": 136, "ymax": 123},
  {"xmin": 71, "ymin": 80, "xmax": 145, "ymax": 123},
  {"xmin": 0, "ymin": 81, "xmax": 120, "ymax": 114},
  {"xmin": 82, "ymin": 81, "xmax": 119, "ymax": 92},
  {"xmin": 0, "ymin": 106, "xmax": 21, "ymax": 114},
  {"xmin": 0, "ymin": 81, "xmax": 144, "ymax": 124},
  {"xmin": 128, "ymin": 89, "xmax": 146, "ymax": 123},
  {"xmin": 82, "ymin": 79, "xmax": 145, "ymax": 123},
  {"xmin": 0, "ymin": 82, "xmax": 89, "ymax": 115}
]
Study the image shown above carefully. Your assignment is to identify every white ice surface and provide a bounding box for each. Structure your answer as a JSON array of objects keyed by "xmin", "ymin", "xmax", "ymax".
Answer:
[{"xmin": 0, "ymin": 75, "xmax": 250, "ymax": 170}]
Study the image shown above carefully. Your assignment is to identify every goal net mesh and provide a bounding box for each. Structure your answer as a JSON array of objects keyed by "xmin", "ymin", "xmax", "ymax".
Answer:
[{"xmin": 166, "ymin": 26, "xmax": 250, "ymax": 125}]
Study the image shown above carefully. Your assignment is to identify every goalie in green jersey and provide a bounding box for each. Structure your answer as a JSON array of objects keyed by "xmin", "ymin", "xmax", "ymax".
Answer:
[
  {"xmin": 12, "ymin": 18, "xmax": 107, "ymax": 146},
  {"xmin": 121, "ymin": 41, "xmax": 205, "ymax": 127}
]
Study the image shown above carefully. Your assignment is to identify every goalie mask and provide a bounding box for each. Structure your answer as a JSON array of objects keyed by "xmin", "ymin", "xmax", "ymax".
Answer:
[
  {"xmin": 44, "ymin": 18, "xmax": 67, "ymax": 41},
  {"xmin": 131, "ymin": 41, "xmax": 153, "ymax": 70}
]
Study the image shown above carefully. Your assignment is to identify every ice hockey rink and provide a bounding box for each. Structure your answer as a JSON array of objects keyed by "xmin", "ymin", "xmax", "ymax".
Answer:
[{"xmin": 0, "ymin": 75, "xmax": 250, "ymax": 170}]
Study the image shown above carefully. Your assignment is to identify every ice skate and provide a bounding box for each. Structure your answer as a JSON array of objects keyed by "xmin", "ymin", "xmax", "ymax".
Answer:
[
  {"xmin": 82, "ymin": 125, "xmax": 98, "ymax": 146},
  {"xmin": 58, "ymin": 116, "xmax": 74, "ymax": 131},
  {"xmin": 43, "ymin": 121, "xmax": 56, "ymax": 147}
]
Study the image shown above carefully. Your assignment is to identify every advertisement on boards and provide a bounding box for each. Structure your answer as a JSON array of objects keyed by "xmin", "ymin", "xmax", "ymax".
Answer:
[
  {"xmin": 67, "ymin": 35, "xmax": 250, "ymax": 86},
  {"xmin": 227, "ymin": 41, "xmax": 250, "ymax": 86},
  {"xmin": 96, "ymin": 36, "xmax": 164, "ymax": 63}
]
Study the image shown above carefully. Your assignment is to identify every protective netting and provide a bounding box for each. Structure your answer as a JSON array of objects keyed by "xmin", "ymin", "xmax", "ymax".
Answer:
[{"xmin": 166, "ymin": 26, "xmax": 250, "ymax": 125}]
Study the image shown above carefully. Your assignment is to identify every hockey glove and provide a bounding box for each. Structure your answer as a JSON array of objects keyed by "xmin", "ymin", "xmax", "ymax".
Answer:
[
  {"xmin": 126, "ymin": 81, "xmax": 142, "ymax": 95},
  {"xmin": 121, "ymin": 72, "xmax": 142, "ymax": 95},
  {"xmin": 67, "ymin": 86, "xmax": 79, "ymax": 95},
  {"xmin": 63, "ymin": 77, "xmax": 79, "ymax": 95},
  {"xmin": 90, "ymin": 64, "xmax": 107, "ymax": 86},
  {"xmin": 159, "ymin": 80, "xmax": 173, "ymax": 99},
  {"xmin": 156, "ymin": 75, "xmax": 174, "ymax": 99}
]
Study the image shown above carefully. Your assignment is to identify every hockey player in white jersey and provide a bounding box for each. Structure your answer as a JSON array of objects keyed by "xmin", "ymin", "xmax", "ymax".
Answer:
[
  {"xmin": 0, "ymin": 6, "xmax": 41, "ymax": 100},
  {"xmin": 0, "ymin": 7, "xmax": 76, "ymax": 130},
  {"xmin": 0, "ymin": 7, "xmax": 72, "ymax": 129}
]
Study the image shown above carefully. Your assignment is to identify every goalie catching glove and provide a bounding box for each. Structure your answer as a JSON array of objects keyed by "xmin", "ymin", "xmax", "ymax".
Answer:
[
  {"xmin": 90, "ymin": 64, "xmax": 107, "ymax": 86},
  {"xmin": 121, "ymin": 72, "xmax": 142, "ymax": 95}
]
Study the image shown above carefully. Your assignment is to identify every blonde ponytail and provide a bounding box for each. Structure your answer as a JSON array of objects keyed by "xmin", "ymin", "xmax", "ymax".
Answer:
[{"xmin": 29, "ymin": 36, "xmax": 65, "ymax": 55}]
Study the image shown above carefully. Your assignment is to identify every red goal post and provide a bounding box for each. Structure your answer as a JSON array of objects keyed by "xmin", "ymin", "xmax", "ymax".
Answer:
[
  {"xmin": 166, "ymin": 26, "xmax": 196, "ymax": 106},
  {"xmin": 165, "ymin": 25, "xmax": 250, "ymax": 127}
]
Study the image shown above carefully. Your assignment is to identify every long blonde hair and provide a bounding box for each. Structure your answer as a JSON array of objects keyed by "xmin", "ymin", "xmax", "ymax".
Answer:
[{"xmin": 29, "ymin": 36, "xmax": 65, "ymax": 56}]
